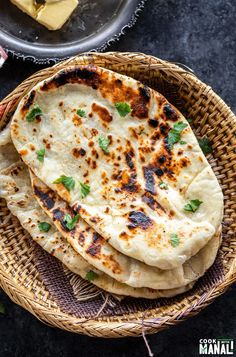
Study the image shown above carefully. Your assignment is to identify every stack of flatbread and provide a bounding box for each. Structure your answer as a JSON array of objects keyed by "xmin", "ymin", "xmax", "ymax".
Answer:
[{"xmin": 0, "ymin": 65, "xmax": 223, "ymax": 299}]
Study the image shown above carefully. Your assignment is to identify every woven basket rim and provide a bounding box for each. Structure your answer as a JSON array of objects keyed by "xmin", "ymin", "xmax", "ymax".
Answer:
[{"xmin": 0, "ymin": 52, "xmax": 235, "ymax": 337}]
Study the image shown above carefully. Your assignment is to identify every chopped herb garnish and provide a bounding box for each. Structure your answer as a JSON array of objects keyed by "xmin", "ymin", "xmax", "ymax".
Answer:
[
  {"xmin": 26, "ymin": 105, "xmax": 43, "ymax": 122},
  {"xmin": 80, "ymin": 182, "xmax": 90, "ymax": 198},
  {"xmin": 77, "ymin": 109, "xmax": 86, "ymax": 117},
  {"xmin": 36, "ymin": 148, "xmax": 45, "ymax": 162},
  {"xmin": 115, "ymin": 102, "xmax": 131, "ymax": 117},
  {"xmin": 198, "ymin": 136, "xmax": 213, "ymax": 155},
  {"xmin": 159, "ymin": 182, "xmax": 168, "ymax": 189},
  {"xmin": 53, "ymin": 175, "xmax": 75, "ymax": 191},
  {"xmin": 184, "ymin": 199, "xmax": 203, "ymax": 213},
  {"xmin": 98, "ymin": 135, "xmax": 110, "ymax": 154},
  {"xmin": 64, "ymin": 214, "xmax": 79, "ymax": 230},
  {"xmin": 85, "ymin": 270, "xmax": 98, "ymax": 281},
  {"xmin": 170, "ymin": 233, "xmax": 180, "ymax": 247},
  {"xmin": 38, "ymin": 222, "xmax": 51, "ymax": 232},
  {"xmin": 167, "ymin": 121, "xmax": 188, "ymax": 149},
  {"xmin": 179, "ymin": 140, "xmax": 187, "ymax": 145},
  {"xmin": 0, "ymin": 302, "xmax": 5, "ymax": 314},
  {"xmin": 172, "ymin": 121, "xmax": 188, "ymax": 132}
]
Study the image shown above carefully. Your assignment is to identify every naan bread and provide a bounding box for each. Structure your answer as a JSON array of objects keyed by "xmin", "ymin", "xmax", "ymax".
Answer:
[
  {"xmin": 0, "ymin": 156, "xmax": 194, "ymax": 299},
  {"xmin": 31, "ymin": 172, "xmax": 221, "ymax": 289},
  {"xmin": 11, "ymin": 65, "xmax": 223, "ymax": 269},
  {"xmin": 0, "ymin": 124, "xmax": 19, "ymax": 171}
]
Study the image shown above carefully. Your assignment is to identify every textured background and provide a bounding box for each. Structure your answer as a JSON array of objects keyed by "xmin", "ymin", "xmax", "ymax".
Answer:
[{"xmin": 0, "ymin": 0, "xmax": 235, "ymax": 356}]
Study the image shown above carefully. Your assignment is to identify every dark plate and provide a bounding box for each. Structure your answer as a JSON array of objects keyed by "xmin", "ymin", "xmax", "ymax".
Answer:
[{"xmin": 0, "ymin": 0, "xmax": 145, "ymax": 64}]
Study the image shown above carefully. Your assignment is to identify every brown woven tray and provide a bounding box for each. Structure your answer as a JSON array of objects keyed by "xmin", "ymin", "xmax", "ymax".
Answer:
[{"xmin": 0, "ymin": 52, "xmax": 235, "ymax": 338}]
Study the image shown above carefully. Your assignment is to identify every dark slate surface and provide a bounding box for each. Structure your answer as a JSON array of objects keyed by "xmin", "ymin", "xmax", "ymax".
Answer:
[{"xmin": 0, "ymin": 0, "xmax": 235, "ymax": 356}]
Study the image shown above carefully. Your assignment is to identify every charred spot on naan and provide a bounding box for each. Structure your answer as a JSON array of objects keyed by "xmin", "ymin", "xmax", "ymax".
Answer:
[
  {"xmin": 91, "ymin": 103, "xmax": 112, "ymax": 124},
  {"xmin": 42, "ymin": 138, "xmax": 51, "ymax": 150},
  {"xmin": 127, "ymin": 210, "xmax": 153, "ymax": 230},
  {"xmin": 101, "ymin": 254, "xmax": 122, "ymax": 275},
  {"xmin": 142, "ymin": 192, "xmax": 166, "ymax": 214},
  {"xmin": 85, "ymin": 232, "xmax": 102, "ymax": 258},
  {"xmin": 125, "ymin": 149, "xmax": 135, "ymax": 169},
  {"xmin": 91, "ymin": 148, "xmax": 99, "ymax": 159},
  {"xmin": 111, "ymin": 168, "xmax": 140, "ymax": 194},
  {"xmin": 121, "ymin": 172, "xmax": 140, "ymax": 194},
  {"xmin": 10, "ymin": 165, "xmax": 24, "ymax": 177},
  {"xmin": 78, "ymin": 232, "xmax": 85, "ymax": 246},
  {"xmin": 130, "ymin": 86, "xmax": 151, "ymax": 119},
  {"xmin": 72, "ymin": 114, "xmax": 82, "ymax": 127},
  {"xmin": 148, "ymin": 118, "xmax": 159, "ymax": 128},
  {"xmin": 53, "ymin": 183, "xmax": 71, "ymax": 202},
  {"xmin": 143, "ymin": 166, "xmax": 157, "ymax": 195},
  {"xmin": 33, "ymin": 185, "xmax": 56, "ymax": 210},
  {"xmin": 85, "ymin": 157, "xmax": 97, "ymax": 170},
  {"xmin": 11, "ymin": 122, "xmax": 19, "ymax": 137},
  {"xmin": 52, "ymin": 208, "xmax": 69, "ymax": 231},
  {"xmin": 15, "ymin": 199, "xmax": 26, "ymax": 208},
  {"xmin": 72, "ymin": 147, "xmax": 86, "ymax": 158},
  {"xmin": 19, "ymin": 149, "xmax": 28, "ymax": 156},
  {"xmin": 89, "ymin": 216, "xmax": 101, "ymax": 224},
  {"xmin": 21, "ymin": 90, "xmax": 36, "ymax": 116},
  {"xmin": 162, "ymin": 103, "xmax": 180, "ymax": 122},
  {"xmin": 119, "ymin": 231, "xmax": 130, "ymax": 240}
]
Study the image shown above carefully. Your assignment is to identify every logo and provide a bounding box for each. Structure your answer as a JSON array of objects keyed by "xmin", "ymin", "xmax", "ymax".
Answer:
[{"xmin": 199, "ymin": 338, "xmax": 234, "ymax": 355}]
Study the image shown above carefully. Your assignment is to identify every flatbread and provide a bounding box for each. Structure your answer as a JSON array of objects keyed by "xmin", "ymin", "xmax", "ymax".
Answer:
[
  {"xmin": 0, "ymin": 154, "xmax": 194, "ymax": 299},
  {"xmin": 0, "ymin": 123, "xmax": 19, "ymax": 171},
  {"xmin": 32, "ymin": 172, "xmax": 221, "ymax": 289},
  {"xmin": 11, "ymin": 65, "xmax": 223, "ymax": 269}
]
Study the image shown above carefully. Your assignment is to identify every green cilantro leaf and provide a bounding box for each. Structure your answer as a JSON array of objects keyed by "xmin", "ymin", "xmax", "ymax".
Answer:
[
  {"xmin": 38, "ymin": 222, "xmax": 51, "ymax": 232},
  {"xmin": 159, "ymin": 182, "xmax": 168, "ymax": 189},
  {"xmin": 98, "ymin": 135, "xmax": 110, "ymax": 154},
  {"xmin": 198, "ymin": 136, "xmax": 213, "ymax": 155},
  {"xmin": 115, "ymin": 102, "xmax": 132, "ymax": 117},
  {"xmin": 170, "ymin": 233, "xmax": 180, "ymax": 247},
  {"xmin": 85, "ymin": 270, "xmax": 98, "ymax": 281},
  {"xmin": 167, "ymin": 130, "xmax": 181, "ymax": 148},
  {"xmin": 64, "ymin": 214, "xmax": 80, "ymax": 230},
  {"xmin": 0, "ymin": 302, "xmax": 5, "ymax": 314},
  {"xmin": 179, "ymin": 140, "xmax": 187, "ymax": 145},
  {"xmin": 53, "ymin": 175, "xmax": 75, "ymax": 191},
  {"xmin": 80, "ymin": 182, "xmax": 90, "ymax": 198},
  {"xmin": 167, "ymin": 121, "xmax": 188, "ymax": 149},
  {"xmin": 77, "ymin": 109, "xmax": 86, "ymax": 117},
  {"xmin": 26, "ymin": 105, "xmax": 43, "ymax": 122},
  {"xmin": 36, "ymin": 148, "xmax": 45, "ymax": 163},
  {"xmin": 184, "ymin": 199, "xmax": 203, "ymax": 213},
  {"xmin": 173, "ymin": 121, "xmax": 188, "ymax": 132}
]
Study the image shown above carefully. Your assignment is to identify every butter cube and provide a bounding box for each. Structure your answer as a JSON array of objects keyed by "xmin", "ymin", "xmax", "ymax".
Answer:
[
  {"xmin": 10, "ymin": 0, "xmax": 37, "ymax": 18},
  {"xmin": 10, "ymin": 0, "xmax": 79, "ymax": 31},
  {"xmin": 37, "ymin": 0, "xmax": 79, "ymax": 30}
]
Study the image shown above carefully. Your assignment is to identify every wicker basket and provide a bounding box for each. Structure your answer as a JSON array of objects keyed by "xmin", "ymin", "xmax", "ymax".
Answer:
[{"xmin": 0, "ymin": 52, "xmax": 235, "ymax": 338}]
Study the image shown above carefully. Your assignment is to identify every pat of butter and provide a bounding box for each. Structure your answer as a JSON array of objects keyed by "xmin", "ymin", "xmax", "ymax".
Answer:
[
  {"xmin": 37, "ymin": 0, "xmax": 78, "ymax": 30},
  {"xmin": 10, "ymin": 0, "xmax": 37, "ymax": 18},
  {"xmin": 10, "ymin": 0, "xmax": 78, "ymax": 31}
]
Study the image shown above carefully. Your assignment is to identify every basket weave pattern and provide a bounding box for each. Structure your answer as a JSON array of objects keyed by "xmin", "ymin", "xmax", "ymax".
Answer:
[{"xmin": 0, "ymin": 52, "xmax": 235, "ymax": 337}]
